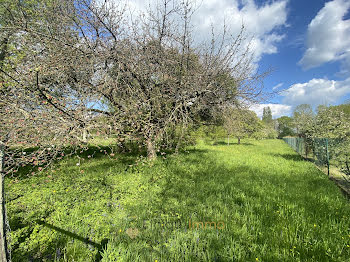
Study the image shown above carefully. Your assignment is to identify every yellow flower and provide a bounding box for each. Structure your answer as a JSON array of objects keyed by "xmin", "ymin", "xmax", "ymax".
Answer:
[
  {"xmin": 313, "ymin": 224, "xmax": 317, "ymax": 227},
  {"xmin": 256, "ymin": 258, "xmax": 259, "ymax": 261},
  {"xmin": 119, "ymin": 229, "xmax": 122, "ymax": 233},
  {"xmin": 66, "ymin": 189, "xmax": 69, "ymax": 192},
  {"xmin": 53, "ymin": 190, "xmax": 56, "ymax": 193}
]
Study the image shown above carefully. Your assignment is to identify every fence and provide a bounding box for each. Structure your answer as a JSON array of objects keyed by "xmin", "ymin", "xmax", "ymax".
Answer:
[
  {"xmin": 282, "ymin": 137, "xmax": 348, "ymax": 177},
  {"xmin": 0, "ymin": 142, "xmax": 10, "ymax": 262}
]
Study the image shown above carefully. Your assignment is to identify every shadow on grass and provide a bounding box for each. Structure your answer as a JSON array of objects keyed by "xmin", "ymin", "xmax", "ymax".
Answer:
[
  {"xmin": 7, "ymin": 143, "xmax": 147, "ymax": 180},
  {"xmin": 36, "ymin": 220, "xmax": 108, "ymax": 262},
  {"xmin": 269, "ymin": 153, "xmax": 305, "ymax": 161},
  {"xmin": 212, "ymin": 141, "xmax": 255, "ymax": 146}
]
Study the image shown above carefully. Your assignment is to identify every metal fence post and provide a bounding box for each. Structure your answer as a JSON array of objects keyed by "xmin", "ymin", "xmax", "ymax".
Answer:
[{"xmin": 0, "ymin": 142, "xmax": 9, "ymax": 262}]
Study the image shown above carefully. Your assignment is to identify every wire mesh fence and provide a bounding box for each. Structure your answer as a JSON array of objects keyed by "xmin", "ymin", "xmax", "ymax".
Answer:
[{"xmin": 282, "ymin": 137, "xmax": 350, "ymax": 178}]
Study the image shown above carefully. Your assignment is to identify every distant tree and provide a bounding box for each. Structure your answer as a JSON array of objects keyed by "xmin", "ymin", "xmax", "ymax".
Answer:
[
  {"xmin": 262, "ymin": 106, "xmax": 273, "ymax": 126},
  {"xmin": 223, "ymin": 107, "xmax": 263, "ymax": 144},
  {"xmin": 276, "ymin": 116, "xmax": 295, "ymax": 138},
  {"xmin": 313, "ymin": 106, "xmax": 350, "ymax": 138},
  {"xmin": 292, "ymin": 104, "xmax": 314, "ymax": 138},
  {"xmin": 331, "ymin": 103, "xmax": 350, "ymax": 117}
]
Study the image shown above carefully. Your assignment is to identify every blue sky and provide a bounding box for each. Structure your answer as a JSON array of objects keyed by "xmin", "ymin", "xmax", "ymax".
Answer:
[
  {"xmin": 248, "ymin": 0, "xmax": 350, "ymax": 118},
  {"xmin": 187, "ymin": 0, "xmax": 350, "ymax": 118},
  {"xmin": 113, "ymin": 0, "xmax": 350, "ymax": 118}
]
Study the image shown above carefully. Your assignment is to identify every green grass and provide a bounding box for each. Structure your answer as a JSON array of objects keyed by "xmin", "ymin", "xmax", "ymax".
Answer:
[{"xmin": 5, "ymin": 139, "xmax": 350, "ymax": 261}]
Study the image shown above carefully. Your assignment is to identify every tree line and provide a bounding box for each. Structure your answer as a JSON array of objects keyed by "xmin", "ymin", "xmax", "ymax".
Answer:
[
  {"xmin": 273, "ymin": 103, "xmax": 350, "ymax": 139},
  {"xmin": 274, "ymin": 103, "xmax": 350, "ymax": 176}
]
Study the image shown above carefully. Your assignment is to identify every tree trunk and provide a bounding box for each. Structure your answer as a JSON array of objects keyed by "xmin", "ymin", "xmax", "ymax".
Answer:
[
  {"xmin": 227, "ymin": 135, "xmax": 229, "ymax": 146},
  {"xmin": 175, "ymin": 125, "xmax": 185, "ymax": 154},
  {"xmin": 237, "ymin": 137, "xmax": 241, "ymax": 145},
  {"xmin": 82, "ymin": 129, "xmax": 87, "ymax": 143},
  {"xmin": 146, "ymin": 139, "xmax": 156, "ymax": 160},
  {"xmin": 0, "ymin": 142, "xmax": 9, "ymax": 262}
]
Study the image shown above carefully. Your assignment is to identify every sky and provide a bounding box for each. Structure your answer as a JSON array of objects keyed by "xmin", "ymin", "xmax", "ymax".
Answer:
[
  {"xmin": 253, "ymin": 0, "xmax": 350, "ymax": 118},
  {"xmin": 114, "ymin": 0, "xmax": 350, "ymax": 118}
]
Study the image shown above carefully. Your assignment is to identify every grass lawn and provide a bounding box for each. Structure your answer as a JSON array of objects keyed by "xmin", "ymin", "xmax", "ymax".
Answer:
[{"xmin": 6, "ymin": 139, "xmax": 350, "ymax": 261}]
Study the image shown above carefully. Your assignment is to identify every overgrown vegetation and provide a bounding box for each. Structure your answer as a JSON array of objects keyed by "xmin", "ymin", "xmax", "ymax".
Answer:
[{"xmin": 6, "ymin": 139, "xmax": 350, "ymax": 261}]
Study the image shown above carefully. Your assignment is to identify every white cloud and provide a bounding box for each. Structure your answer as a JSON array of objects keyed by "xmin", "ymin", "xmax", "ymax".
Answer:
[
  {"xmin": 272, "ymin": 82, "xmax": 284, "ymax": 90},
  {"xmin": 282, "ymin": 77, "xmax": 350, "ymax": 107},
  {"xmin": 299, "ymin": 0, "xmax": 350, "ymax": 71},
  {"xmin": 251, "ymin": 103, "xmax": 292, "ymax": 118},
  {"xmin": 191, "ymin": 0, "xmax": 288, "ymax": 63},
  {"xmin": 107, "ymin": 0, "xmax": 288, "ymax": 65}
]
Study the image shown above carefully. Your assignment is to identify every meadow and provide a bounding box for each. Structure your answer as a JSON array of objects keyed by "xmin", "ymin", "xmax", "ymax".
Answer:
[{"xmin": 6, "ymin": 139, "xmax": 350, "ymax": 261}]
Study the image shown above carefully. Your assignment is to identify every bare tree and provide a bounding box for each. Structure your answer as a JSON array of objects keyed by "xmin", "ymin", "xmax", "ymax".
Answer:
[{"xmin": 72, "ymin": 0, "xmax": 269, "ymax": 159}]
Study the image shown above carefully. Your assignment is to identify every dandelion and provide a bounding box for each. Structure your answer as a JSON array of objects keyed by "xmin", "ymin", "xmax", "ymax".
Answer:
[
  {"xmin": 53, "ymin": 190, "xmax": 56, "ymax": 193},
  {"xmin": 313, "ymin": 224, "xmax": 317, "ymax": 227},
  {"xmin": 119, "ymin": 229, "xmax": 122, "ymax": 233},
  {"xmin": 256, "ymin": 258, "xmax": 259, "ymax": 261},
  {"xmin": 76, "ymin": 163, "xmax": 80, "ymax": 166}
]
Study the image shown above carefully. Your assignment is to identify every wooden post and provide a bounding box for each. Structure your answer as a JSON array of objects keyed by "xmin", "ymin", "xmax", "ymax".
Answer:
[
  {"xmin": 326, "ymin": 138, "xmax": 330, "ymax": 177},
  {"xmin": 0, "ymin": 142, "xmax": 9, "ymax": 262}
]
